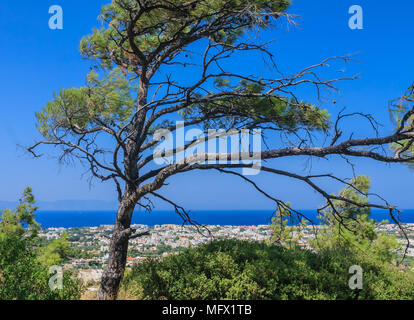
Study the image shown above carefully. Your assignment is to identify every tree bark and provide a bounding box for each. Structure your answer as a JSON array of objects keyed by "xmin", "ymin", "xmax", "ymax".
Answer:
[
  {"xmin": 98, "ymin": 79, "xmax": 148, "ymax": 300},
  {"xmin": 98, "ymin": 198, "xmax": 135, "ymax": 300}
]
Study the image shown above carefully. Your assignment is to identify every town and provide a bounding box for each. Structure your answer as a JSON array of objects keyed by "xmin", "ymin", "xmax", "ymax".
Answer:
[{"xmin": 38, "ymin": 222, "xmax": 414, "ymax": 285}]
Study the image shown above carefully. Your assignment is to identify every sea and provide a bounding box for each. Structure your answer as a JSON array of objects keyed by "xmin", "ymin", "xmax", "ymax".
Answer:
[{"xmin": 34, "ymin": 209, "xmax": 414, "ymax": 229}]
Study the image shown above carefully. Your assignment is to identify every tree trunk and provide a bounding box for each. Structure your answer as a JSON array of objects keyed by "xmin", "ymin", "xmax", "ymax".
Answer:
[
  {"xmin": 98, "ymin": 81, "xmax": 147, "ymax": 300},
  {"xmin": 98, "ymin": 198, "xmax": 135, "ymax": 300}
]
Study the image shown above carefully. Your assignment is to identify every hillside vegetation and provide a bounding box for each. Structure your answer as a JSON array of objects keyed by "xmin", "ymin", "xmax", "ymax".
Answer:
[{"xmin": 121, "ymin": 239, "xmax": 414, "ymax": 300}]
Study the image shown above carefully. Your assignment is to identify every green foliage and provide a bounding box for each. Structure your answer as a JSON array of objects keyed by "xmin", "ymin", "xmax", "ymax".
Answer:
[
  {"xmin": 314, "ymin": 176, "xmax": 397, "ymax": 259},
  {"xmin": 38, "ymin": 231, "xmax": 72, "ymax": 267},
  {"xmin": 0, "ymin": 187, "xmax": 39, "ymax": 240},
  {"xmin": 80, "ymin": 0, "xmax": 291, "ymax": 69},
  {"xmin": 305, "ymin": 175, "xmax": 408, "ymax": 296},
  {"xmin": 184, "ymin": 79, "xmax": 331, "ymax": 131},
  {"xmin": 37, "ymin": 0, "xmax": 332, "ymax": 146},
  {"xmin": 309, "ymin": 176, "xmax": 414, "ymax": 299},
  {"xmin": 36, "ymin": 68, "xmax": 136, "ymax": 141},
  {"xmin": 122, "ymin": 239, "xmax": 414, "ymax": 300},
  {"xmin": 267, "ymin": 202, "xmax": 308, "ymax": 248},
  {"xmin": 121, "ymin": 176, "xmax": 414, "ymax": 300},
  {"xmin": 321, "ymin": 175, "xmax": 371, "ymax": 225},
  {"xmin": 0, "ymin": 188, "xmax": 83, "ymax": 300},
  {"xmin": 390, "ymin": 90, "xmax": 414, "ymax": 167}
]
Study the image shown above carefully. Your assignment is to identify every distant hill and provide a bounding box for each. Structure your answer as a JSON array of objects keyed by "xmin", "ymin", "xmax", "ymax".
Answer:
[
  {"xmin": 0, "ymin": 201, "xmax": 17, "ymax": 210},
  {"xmin": 0, "ymin": 200, "xmax": 118, "ymax": 211}
]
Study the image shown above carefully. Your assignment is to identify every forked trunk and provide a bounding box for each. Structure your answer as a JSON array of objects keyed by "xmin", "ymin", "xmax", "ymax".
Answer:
[{"xmin": 98, "ymin": 199, "xmax": 135, "ymax": 300}]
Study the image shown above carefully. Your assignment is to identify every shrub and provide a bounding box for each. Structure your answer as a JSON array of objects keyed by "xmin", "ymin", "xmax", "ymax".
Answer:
[
  {"xmin": 121, "ymin": 239, "xmax": 414, "ymax": 300},
  {"xmin": 0, "ymin": 187, "xmax": 83, "ymax": 300}
]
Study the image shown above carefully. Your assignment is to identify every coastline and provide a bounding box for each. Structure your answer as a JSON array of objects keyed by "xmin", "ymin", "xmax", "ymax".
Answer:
[{"xmin": 33, "ymin": 209, "xmax": 414, "ymax": 229}]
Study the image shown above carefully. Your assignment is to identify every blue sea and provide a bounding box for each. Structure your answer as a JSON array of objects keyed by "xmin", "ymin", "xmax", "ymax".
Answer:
[{"xmin": 34, "ymin": 209, "xmax": 414, "ymax": 229}]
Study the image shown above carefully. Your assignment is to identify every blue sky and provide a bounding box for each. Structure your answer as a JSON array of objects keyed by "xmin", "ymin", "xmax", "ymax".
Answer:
[{"xmin": 0, "ymin": 0, "xmax": 414, "ymax": 211}]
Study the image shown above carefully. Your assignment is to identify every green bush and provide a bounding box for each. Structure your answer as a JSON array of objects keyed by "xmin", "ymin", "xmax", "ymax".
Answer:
[
  {"xmin": 121, "ymin": 239, "xmax": 414, "ymax": 300},
  {"xmin": 0, "ymin": 187, "xmax": 83, "ymax": 300}
]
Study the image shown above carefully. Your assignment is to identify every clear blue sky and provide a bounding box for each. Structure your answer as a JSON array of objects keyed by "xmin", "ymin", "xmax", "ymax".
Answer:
[{"xmin": 1, "ymin": 0, "xmax": 414, "ymax": 210}]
